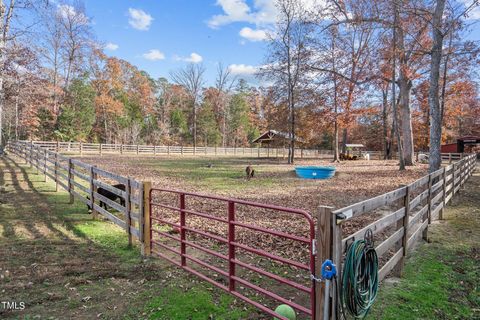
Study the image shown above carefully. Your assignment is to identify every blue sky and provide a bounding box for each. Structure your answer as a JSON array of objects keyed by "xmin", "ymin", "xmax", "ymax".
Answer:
[
  {"xmin": 84, "ymin": 0, "xmax": 274, "ymax": 85},
  {"xmin": 82, "ymin": 0, "xmax": 480, "ymax": 86}
]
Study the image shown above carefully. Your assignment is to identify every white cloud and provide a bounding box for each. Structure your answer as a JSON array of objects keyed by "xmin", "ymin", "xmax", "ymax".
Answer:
[
  {"xmin": 228, "ymin": 64, "xmax": 258, "ymax": 75},
  {"xmin": 174, "ymin": 52, "xmax": 203, "ymax": 63},
  {"xmin": 57, "ymin": 4, "xmax": 89, "ymax": 25},
  {"xmin": 208, "ymin": 0, "xmax": 324, "ymax": 28},
  {"xmin": 128, "ymin": 8, "xmax": 153, "ymax": 31},
  {"xmin": 105, "ymin": 42, "xmax": 119, "ymax": 51},
  {"xmin": 143, "ymin": 49, "xmax": 165, "ymax": 61},
  {"xmin": 239, "ymin": 27, "xmax": 268, "ymax": 41}
]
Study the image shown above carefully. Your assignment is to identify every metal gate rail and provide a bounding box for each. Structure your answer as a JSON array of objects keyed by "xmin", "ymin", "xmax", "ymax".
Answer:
[{"xmin": 149, "ymin": 188, "xmax": 316, "ymax": 319}]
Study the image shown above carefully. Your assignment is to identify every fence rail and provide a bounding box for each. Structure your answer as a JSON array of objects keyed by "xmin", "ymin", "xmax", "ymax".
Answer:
[
  {"xmin": 7, "ymin": 140, "xmax": 146, "ymax": 248},
  {"xmin": 327, "ymin": 153, "xmax": 476, "ymax": 319},
  {"xmin": 22, "ymin": 140, "xmax": 344, "ymax": 159}
]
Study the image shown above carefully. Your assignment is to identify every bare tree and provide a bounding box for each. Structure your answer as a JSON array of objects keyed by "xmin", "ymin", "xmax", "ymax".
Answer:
[
  {"xmin": 170, "ymin": 63, "xmax": 205, "ymax": 148},
  {"xmin": 261, "ymin": 0, "xmax": 311, "ymax": 164},
  {"xmin": 215, "ymin": 62, "xmax": 236, "ymax": 147},
  {"xmin": 58, "ymin": 0, "xmax": 91, "ymax": 89}
]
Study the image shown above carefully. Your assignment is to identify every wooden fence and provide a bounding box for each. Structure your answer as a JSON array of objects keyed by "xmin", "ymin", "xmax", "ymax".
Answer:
[
  {"xmin": 7, "ymin": 140, "xmax": 147, "ymax": 249},
  {"xmin": 23, "ymin": 140, "xmax": 336, "ymax": 159},
  {"xmin": 323, "ymin": 153, "xmax": 476, "ymax": 319}
]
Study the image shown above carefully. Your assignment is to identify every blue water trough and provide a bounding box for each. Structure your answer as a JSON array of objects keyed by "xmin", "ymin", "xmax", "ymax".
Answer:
[{"xmin": 295, "ymin": 166, "xmax": 336, "ymax": 179}]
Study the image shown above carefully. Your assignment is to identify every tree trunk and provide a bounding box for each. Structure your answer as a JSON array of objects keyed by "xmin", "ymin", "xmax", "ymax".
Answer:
[
  {"xmin": 428, "ymin": 0, "xmax": 447, "ymax": 172},
  {"xmin": 398, "ymin": 77, "xmax": 414, "ymax": 165},
  {"xmin": 341, "ymin": 128, "xmax": 347, "ymax": 154},
  {"xmin": 393, "ymin": 1, "xmax": 405, "ymax": 170},
  {"xmin": 382, "ymin": 85, "xmax": 389, "ymax": 159}
]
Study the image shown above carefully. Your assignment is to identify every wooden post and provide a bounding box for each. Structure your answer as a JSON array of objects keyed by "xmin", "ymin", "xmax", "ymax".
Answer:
[
  {"xmin": 126, "ymin": 178, "xmax": 132, "ymax": 247},
  {"xmin": 90, "ymin": 166, "xmax": 98, "ymax": 219},
  {"xmin": 452, "ymin": 163, "xmax": 456, "ymax": 196},
  {"xmin": 120, "ymin": 144, "xmax": 124, "ymax": 154},
  {"xmin": 167, "ymin": 145, "xmax": 170, "ymax": 156},
  {"xmin": 68, "ymin": 159, "xmax": 74, "ymax": 204},
  {"xmin": 136, "ymin": 144, "xmax": 139, "ymax": 155},
  {"xmin": 43, "ymin": 150, "xmax": 47, "ymax": 182},
  {"xmin": 215, "ymin": 146, "xmax": 217, "ymax": 156},
  {"xmin": 440, "ymin": 167, "xmax": 447, "ymax": 220},
  {"xmin": 330, "ymin": 210, "xmax": 343, "ymax": 320},
  {"xmin": 314, "ymin": 206, "xmax": 333, "ymax": 320},
  {"xmin": 54, "ymin": 153, "xmax": 59, "ymax": 192},
  {"xmin": 99, "ymin": 143, "xmax": 103, "ymax": 156},
  {"xmin": 142, "ymin": 181, "xmax": 152, "ymax": 256},
  {"xmin": 448, "ymin": 153, "xmax": 452, "ymax": 164},
  {"xmin": 56, "ymin": 140, "xmax": 59, "ymax": 153},
  {"xmin": 153, "ymin": 145, "xmax": 157, "ymax": 156},
  {"xmin": 194, "ymin": 146, "xmax": 196, "ymax": 155},
  {"xmin": 257, "ymin": 146, "xmax": 260, "ymax": 158},
  {"xmin": 80, "ymin": 142, "xmax": 83, "ymax": 156},
  {"xmin": 423, "ymin": 174, "xmax": 433, "ymax": 241},
  {"xmin": 398, "ymin": 185, "xmax": 410, "ymax": 276}
]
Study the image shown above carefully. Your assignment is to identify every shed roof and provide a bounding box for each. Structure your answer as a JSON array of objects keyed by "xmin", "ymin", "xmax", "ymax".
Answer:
[{"xmin": 252, "ymin": 130, "xmax": 304, "ymax": 143}]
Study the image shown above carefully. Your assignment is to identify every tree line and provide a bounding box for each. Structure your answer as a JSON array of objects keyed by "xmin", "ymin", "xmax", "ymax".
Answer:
[{"xmin": 0, "ymin": 0, "xmax": 479, "ymax": 171}]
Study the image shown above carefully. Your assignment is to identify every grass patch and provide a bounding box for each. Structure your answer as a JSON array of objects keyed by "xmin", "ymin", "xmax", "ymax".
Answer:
[
  {"xmin": 370, "ymin": 174, "xmax": 480, "ymax": 320},
  {"xmin": 132, "ymin": 285, "xmax": 252, "ymax": 320}
]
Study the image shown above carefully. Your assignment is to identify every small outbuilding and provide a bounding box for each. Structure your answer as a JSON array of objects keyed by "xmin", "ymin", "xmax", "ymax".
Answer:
[
  {"xmin": 441, "ymin": 136, "xmax": 480, "ymax": 153},
  {"xmin": 252, "ymin": 130, "xmax": 303, "ymax": 146}
]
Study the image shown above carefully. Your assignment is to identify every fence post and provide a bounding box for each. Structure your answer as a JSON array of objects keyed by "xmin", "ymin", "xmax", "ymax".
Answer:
[
  {"xmin": 43, "ymin": 150, "xmax": 47, "ymax": 182},
  {"xmin": 315, "ymin": 206, "xmax": 333, "ymax": 320},
  {"xmin": 215, "ymin": 146, "xmax": 217, "ymax": 156},
  {"xmin": 331, "ymin": 210, "xmax": 343, "ymax": 320},
  {"xmin": 452, "ymin": 163, "xmax": 456, "ymax": 196},
  {"xmin": 181, "ymin": 145, "xmax": 184, "ymax": 156},
  {"xmin": 90, "ymin": 165, "xmax": 98, "ymax": 219},
  {"xmin": 440, "ymin": 167, "xmax": 447, "ymax": 220},
  {"xmin": 301, "ymin": 148, "xmax": 304, "ymax": 159},
  {"xmin": 141, "ymin": 181, "xmax": 152, "ymax": 257},
  {"xmin": 54, "ymin": 153, "xmax": 59, "ymax": 192},
  {"xmin": 80, "ymin": 142, "xmax": 83, "ymax": 156},
  {"xmin": 126, "ymin": 178, "xmax": 132, "ymax": 247},
  {"xmin": 29, "ymin": 142, "xmax": 33, "ymax": 168},
  {"xmin": 68, "ymin": 159, "xmax": 74, "ymax": 204},
  {"xmin": 99, "ymin": 143, "xmax": 103, "ymax": 156},
  {"xmin": 153, "ymin": 145, "xmax": 157, "ymax": 156},
  {"xmin": 167, "ymin": 145, "xmax": 170, "ymax": 156},
  {"xmin": 56, "ymin": 140, "xmax": 59, "ymax": 153},
  {"xmin": 423, "ymin": 174, "xmax": 433, "ymax": 241},
  {"xmin": 257, "ymin": 146, "xmax": 260, "ymax": 158},
  {"xmin": 399, "ymin": 185, "xmax": 410, "ymax": 276},
  {"xmin": 228, "ymin": 201, "xmax": 236, "ymax": 292}
]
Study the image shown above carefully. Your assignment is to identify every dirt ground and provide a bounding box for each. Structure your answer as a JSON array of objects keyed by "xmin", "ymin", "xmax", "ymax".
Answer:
[{"xmin": 74, "ymin": 155, "xmax": 428, "ymax": 215}]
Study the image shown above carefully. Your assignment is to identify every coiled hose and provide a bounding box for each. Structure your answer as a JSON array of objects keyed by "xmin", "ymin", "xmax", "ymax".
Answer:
[{"xmin": 338, "ymin": 230, "xmax": 379, "ymax": 319}]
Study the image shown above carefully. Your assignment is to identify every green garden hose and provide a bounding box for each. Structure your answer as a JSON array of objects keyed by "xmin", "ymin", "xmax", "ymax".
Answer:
[{"xmin": 339, "ymin": 229, "xmax": 379, "ymax": 319}]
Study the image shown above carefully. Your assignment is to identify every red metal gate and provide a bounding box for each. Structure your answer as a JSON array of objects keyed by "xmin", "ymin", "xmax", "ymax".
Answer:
[{"xmin": 149, "ymin": 188, "xmax": 316, "ymax": 319}]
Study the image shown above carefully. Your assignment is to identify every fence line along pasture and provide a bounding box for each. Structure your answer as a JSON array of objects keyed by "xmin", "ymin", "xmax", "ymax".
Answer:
[
  {"xmin": 6, "ymin": 140, "xmax": 148, "ymax": 250},
  {"xmin": 23, "ymin": 140, "xmax": 337, "ymax": 159},
  {"xmin": 4, "ymin": 140, "xmax": 477, "ymax": 320}
]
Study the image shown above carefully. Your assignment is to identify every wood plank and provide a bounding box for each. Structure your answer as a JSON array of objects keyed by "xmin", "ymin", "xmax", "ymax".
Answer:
[
  {"xmin": 431, "ymin": 202, "xmax": 443, "ymax": 220},
  {"xmin": 93, "ymin": 180, "xmax": 127, "ymax": 198},
  {"xmin": 406, "ymin": 219, "xmax": 428, "ymax": 248},
  {"xmin": 431, "ymin": 190, "xmax": 444, "ymax": 206},
  {"xmin": 93, "ymin": 204, "xmax": 127, "ymax": 229},
  {"xmin": 93, "ymin": 192, "xmax": 127, "ymax": 214},
  {"xmin": 379, "ymin": 248, "xmax": 403, "ymax": 282},
  {"xmin": 93, "ymin": 167, "xmax": 128, "ymax": 184},
  {"xmin": 130, "ymin": 226, "xmax": 140, "ymax": 239},
  {"xmin": 70, "ymin": 179, "xmax": 90, "ymax": 194},
  {"xmin": 375, "ymin": 228, "xmax": 404, "ymax": 258},
  {"xmin": 430, "ymin": 168, "xmax": 444, "ymax": 179},
  {"xmin": 71, "ymin": 168, "xmax": 90, "ymax": 182},
  {"xmin": 409, "ymin": 175, "xmax": 429, "ymax": 191},
  {"xmin": 408, "ymin": 204, "xmax": 428, "ymax": 228},
  {"xmin": 409, "ymin": 188, "xmax": 429, "ymax": 209},
  {"xmin": 333, "ymin": 187, "xmax": 407, "ymax": 218},
  {"xmin": 342, "ymin": 208, "xmax": 405, "ymax": 246},
  {"xmin": 431, "ymin": 179, "xmax": 444, "ymax": 193},
  {"xmin": 71, "ymin": 159, "xmax": 92, "ymax": 170}
]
